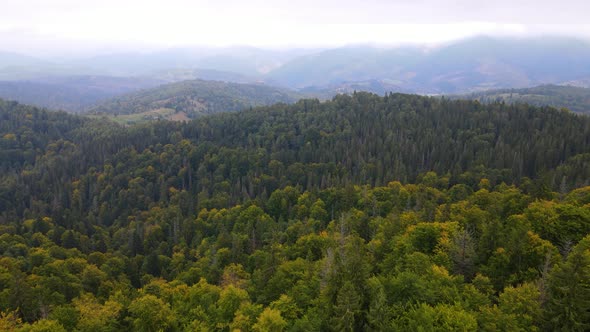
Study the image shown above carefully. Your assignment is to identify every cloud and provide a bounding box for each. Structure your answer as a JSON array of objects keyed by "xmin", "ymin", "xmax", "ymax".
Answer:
[{"xmin": 1, "ymin": 0, "xmax": 589, "ymax": 55}]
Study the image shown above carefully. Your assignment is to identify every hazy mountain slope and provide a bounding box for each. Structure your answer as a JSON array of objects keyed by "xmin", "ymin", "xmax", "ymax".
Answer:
[
  {"xmin": 0, "ymin": 52, "xmax": 71, "ymax": 80},
  {"xmin": 148, "ymin": 68, "xmax": 255, "ymax": 84},
  {"xmin": 89, "ymin": 79, "xmax": 305, "ymax": 117},
  {"xmin": 266, "ymin": 46, "xmax": 422, "ymax": 88},
  {"xmin": 561, "ymin": 77, "xmax": 590, "ymax": 88},
  {"xmin": 457, "ymin": 84, "xmax": 590, "ymax": 114},
  {"xmin": 67, "ymin": 47, "xmax": 318, "ymax": 77},
  {"xmin": 0, "ymin": 76, "xmax": 165, "ymax": 112},
  {"xmin": 409, "ymin": 37, "xmax": 590, "ymax": 92},
  {"xmin": 5, "ymin": 37, "xmax": 590, "ymax": 96},
  {"xmin": 191, "ymin": 47, "xmax": 316, "ymax": 75},
  {"xmin": 0, "ymin": 66, "xmax": 267, "ymax": 113},
  {"xmin": 0, "ymin": 51, "xmax": 50, "ymax": 69},
  {"xmin": 5, "ymin": 37, "xmax": 590, "ymax": 105},
  {"xmin": 0, "ymin": 47, "xmax": 319, "ymax": 80},
  {"xmin": 266, "ymin": 37, "xmax": 590, "ymax": 93}
]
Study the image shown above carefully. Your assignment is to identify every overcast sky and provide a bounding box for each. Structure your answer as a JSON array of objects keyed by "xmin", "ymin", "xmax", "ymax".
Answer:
[{"xmin": 2, "ymin": 0, "xmax": 590, "ymax": 56}]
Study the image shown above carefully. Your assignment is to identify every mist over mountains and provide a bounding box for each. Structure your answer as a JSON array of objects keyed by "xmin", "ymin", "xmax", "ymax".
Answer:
[
  {"xmin": 267, "ymin": 36, "xmax": 590, "ymax": 93},
  {"xmin": 1, "ymin": 36, "xmax": 590, "ymax": 112}
]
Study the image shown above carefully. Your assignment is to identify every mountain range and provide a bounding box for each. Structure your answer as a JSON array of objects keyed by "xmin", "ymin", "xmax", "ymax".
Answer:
[
  {"xmin": 267, "ymin": 37, "xmax": 590, "ymax": 93},
  {"xmin": 0, "ymin": 75, "xmax": 165, "ymax": 112},
  {"xmin": 2, "ymin": 36, "xmax": 590, "ymax": 113}
]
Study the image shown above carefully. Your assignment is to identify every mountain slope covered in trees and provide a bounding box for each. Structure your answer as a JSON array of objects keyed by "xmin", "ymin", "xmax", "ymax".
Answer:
[
  {"xmin": 1, "ymin": 94, "xmax": 590, "ymax": 330},
  {"xmin": 89, "ymin": 79, "xmax": 304, "ymax": 121},
  {"xmin": 458, "ymin": 84, "xmax": 590, "ymax": 114}
]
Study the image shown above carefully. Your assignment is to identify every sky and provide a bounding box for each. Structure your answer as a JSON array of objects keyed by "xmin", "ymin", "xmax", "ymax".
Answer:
[{"xmin": 1, "ymin": 0, "xmax": 590, "ymax": 56}]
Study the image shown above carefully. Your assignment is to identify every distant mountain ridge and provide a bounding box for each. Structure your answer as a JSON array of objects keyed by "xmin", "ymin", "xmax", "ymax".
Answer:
[
  {"xmin": 0, "ymin": 51, "xmax": 50, "ymax": 69},
  {"xmin": 268, "ymin": 37, "xmax": 590, "ymax": 93},
  {"xmin": 0, "ymin": 68, "xmax": 265, "ymax": 113},
  {"xmin": 3, "ymin": 36, "xmax": 590, "ymax": 113},
  {"xmin": 0, "ymin": 76, "xmax": 165, "ymax": 112}
]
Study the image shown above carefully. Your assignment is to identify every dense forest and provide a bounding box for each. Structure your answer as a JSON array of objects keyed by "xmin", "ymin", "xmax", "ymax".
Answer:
[
  {"xmin": 1, "ymin": 93, "xmax": 590, "ymax": 331},
  {"xmin": 459, "ymin": 84, "xmax": 590, "ymax": 114}
]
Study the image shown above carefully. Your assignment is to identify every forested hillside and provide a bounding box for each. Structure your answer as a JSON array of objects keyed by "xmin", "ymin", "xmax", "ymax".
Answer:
[
  {"xmin": 1, "ymin": 93, "xmax": 590, "ymax": 330},
  {"xmin": 89, "ymin": 79, "xmax": 303, "ymax": 119},
  {"xmin": 460, "ymin": 84, "xmax": 590, "ymax": 114}
]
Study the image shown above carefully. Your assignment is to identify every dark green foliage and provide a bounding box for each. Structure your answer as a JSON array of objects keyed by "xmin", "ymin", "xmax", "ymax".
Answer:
[
  {"xmin": 3, "ymin": 92, "xmax": 590, "ymax": 223},
  {"xmin": 544, "ymin": 236, "xmax": 590, "ymax": 331}
]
